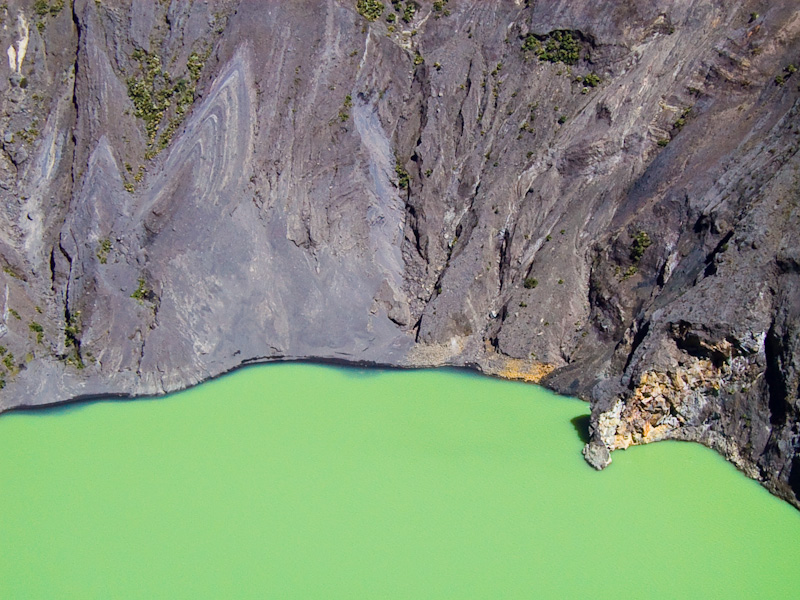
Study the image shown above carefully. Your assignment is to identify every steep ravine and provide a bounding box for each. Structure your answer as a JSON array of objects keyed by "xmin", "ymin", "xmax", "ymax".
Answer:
[{"xmin": 0, "ymin": 0, "xmax": 799, "ymax": 508}]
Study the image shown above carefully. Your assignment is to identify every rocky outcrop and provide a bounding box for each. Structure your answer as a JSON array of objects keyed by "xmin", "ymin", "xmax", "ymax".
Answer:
[{"xmin": 0, "ymin": 0, "xmax": 798, "ymax": 508}]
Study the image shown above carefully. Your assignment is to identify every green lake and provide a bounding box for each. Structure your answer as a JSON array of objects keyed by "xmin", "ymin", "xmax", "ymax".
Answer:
[{"xmin": 1, "ymin": 363, "xmax": 799, "ymax": 598}]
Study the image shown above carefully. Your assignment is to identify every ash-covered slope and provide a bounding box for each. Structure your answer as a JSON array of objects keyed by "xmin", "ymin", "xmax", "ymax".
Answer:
[{"xmin": 0, "ymin": 0, "xmax": 799, "ymax": 507}]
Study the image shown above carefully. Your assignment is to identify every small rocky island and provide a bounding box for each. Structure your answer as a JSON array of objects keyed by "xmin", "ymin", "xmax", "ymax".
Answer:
[{"xmin": 0, "ymin": 0, "xmax": 798, "ymax": 508}]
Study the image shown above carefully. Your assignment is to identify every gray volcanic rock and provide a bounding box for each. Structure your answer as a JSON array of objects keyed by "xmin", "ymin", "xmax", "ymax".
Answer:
[{"xmin": 0, "ymin": 0, "xmax": 799, "ymax": 508}]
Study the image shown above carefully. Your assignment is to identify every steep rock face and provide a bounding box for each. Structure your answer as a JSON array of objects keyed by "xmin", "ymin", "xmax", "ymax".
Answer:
[{"xmin": 0, "ymin": 0, "xmax": 798, "ymax": 507}]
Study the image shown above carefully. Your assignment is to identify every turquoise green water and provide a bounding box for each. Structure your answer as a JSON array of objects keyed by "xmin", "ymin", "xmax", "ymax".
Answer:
[{"xmin": 1, "ymin": 364, "xmax": 799, "ymax": 599}]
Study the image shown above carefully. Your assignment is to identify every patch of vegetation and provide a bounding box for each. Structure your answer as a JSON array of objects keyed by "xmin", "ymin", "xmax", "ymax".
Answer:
[
  {"xmin": 432, "ymin": 0, "xmax": 450, "ymax": 16},
  {"xmin": 775, "ymin": 64, "xmax": 797, "ymax": 87},
  {"xmin": 33, "ymin": 0, "xmax": 49, "ymax": 16},
  {"xmin": 63, "ymin": 310, "xmax": 85, "ymax": 370},
  {"xmin": 64, "ymin": 313, "xmax": 80, "ymax": 348},
  {"xmin": 673, "ymin": 106, "xmax": 691, "ymax": 130},
  {"xmin": 33, "ymin": 1, "xmax": 62, "ymax": 32},
  {"xmin": 3, "ymin": 265, "xmax": 20, "ymax": 279},
  {"xmin": 401, "ymin": 1, "xmax": 417, "ymax": 23},
  {"xmin": 630, "ymin": 230, "xmax": 652, "ymax": 262},
  {"xmin": 413, "ymin": 51, "xmax": 424, "ymax": 66},
  {"xmin": 524, "ymin": 277, "xmax": 538, "ymax": 289},
  {"xmin": 131, "ymin": 278, "xmax": 150, "ymax": 302},
  {"xmin": 8, "ymin": 308, "xmax": 20, "ymax": 320},
  {"xmin": 28, "ymin": 321, "xmax": 43, "ymax": 344},
  {"xmin": 657, "ymin": 138, "xmax": 670, "ymax": 147},
  {"xmin": 356, "ymin": 0, "xmax": 384, "ymax": 21},
  {"xmin": 583, "ymin": 72, "xmax": 601, "ymax": 87},
  {"xmin": 65, "ymin": 353, "xmax": 85, "ymax": 370},
  {"xmin": 15, "ymin": 120, "xmax": 41, "ymax": 144},
  {"xmin": 338, "ymin": 94, "xmax": 353, "ymax": 122},
  {"xmin": 620, "ymin": 265, "xmax": 638, "ymax": 280},
  {"xmin": 127, "ymin": 49, "xmax": 173, "ymax": 144},
  {"xmin": 127, "ymin": 45, "xmax": 209, "ymax": 157},
  {"xmin": 96, "ymin": 238, "xmax": 112, "ymax": 264},
  {"xmin": 395, "ymin": 160, "xmax": 410, "ymax": 190},
  {"xmin": 522, "ymin": 30, "xmax": 580, "ymax": 65},
  {"xmin": 3, "ymin": 352, "xmax": 15, "ymax": 372}
]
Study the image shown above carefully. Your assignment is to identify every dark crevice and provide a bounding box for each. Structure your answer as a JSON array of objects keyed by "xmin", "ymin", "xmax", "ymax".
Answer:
[
  {"xmin": 622, "ymin": 318, "xmax": 650, "ymax": 372},
  {"xmin": 703, "ymin": 230, "xmax": 733, "ymax": 278},
  {"xmin": 70, "ymin": 0, "xmax": 82, "ymax": 187},
  {"xmin": 789, "ymin": 456, "xmax": 800, "ymax": 502},
  {"xmin": 497, "ymin": 227, "xmax": 511, "ymax": 288},
  {"xmin": 412, "ymin": 314, "xmax": 424, "ymax": 343},
  {"xmin": 49, "ymin": 247, "xmax": 57, "ymax": 290},
  {"xmin": 404, "ymin": 202, "xmax": 425, "ymax": 260},
  {"xmin": 765, "ymin": 322, "xmax": 788, "ymax": 426}
]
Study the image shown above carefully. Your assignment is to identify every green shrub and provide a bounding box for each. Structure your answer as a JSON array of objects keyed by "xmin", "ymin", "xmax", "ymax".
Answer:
[
  {"xmin": 630, "ymin": 230, "xmax": 652, "ymax": 261},
  {"xmin": 402, "ymin": 1, "xmax": 416, "ymax": 22},
  {"xmin": 64, "ymin": 314, "xmax": 80, "ymax": 347},
  {"xmin": 356, "ymin": 0, "xmax": 384, "ymax": 21},
  {"xmin": 29, "ymin": 321, "xmax": 43, "ymax": 343},
  {"xmin": 131, "ymin": 278, "xmax": 150, "ymax": 301},
  {"xmin": 673, "ymin": 107, "xmax": 691, "ymax": 130},
  {"xmin": 33, "ymin": 0, "xmax": 49, "ymax": 16},
  {"xmin": 127, "ymin": 46, "xmax": 209, "ymax": 156},
  {"xmin": 620, "ymin": 265, "xmax": 638, "ymax": 280},
  {"xmin": 583, "ymin": 72, "xmax": 601, "ymax": 87},
  {"xmin": 522, "ymin": 30, "xmax": 580, "ymax": 65},
  {"xmin": 395, "ymin": 161, "xmax": 410, "ymax": 189},
  {"xmin": 523, "ymin": 277, "xmax": 538, "ymax": 289},
  {"xmin": 96, "ymin": 238, "xmax": 112, "ymax": 264}
]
